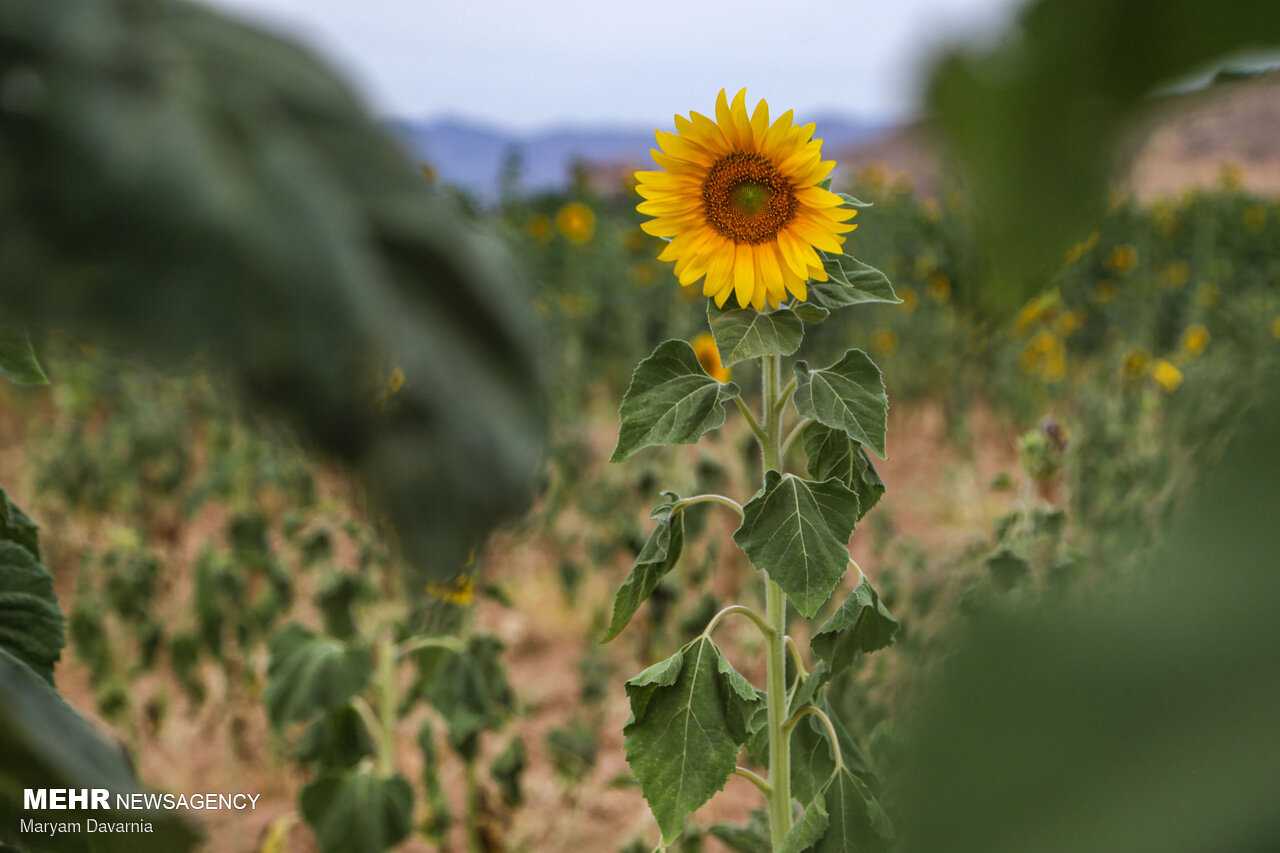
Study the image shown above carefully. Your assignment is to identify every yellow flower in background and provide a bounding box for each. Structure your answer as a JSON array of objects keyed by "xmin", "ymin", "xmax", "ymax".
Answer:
[
  {"xmin": 920, "ymin": 197, "xmax": 941, "ymax": 222},
  {"xmin": 557, "ymin": 202, "xmax": 596, "ymax": 244},
  {"xmin": 871, "ymin": 328, "xmax": 899, "ymax": 356},
  {"xmin": 1020, "ymin": 331, "xmax": 1066, "ymax": 381},
  {"xmin": 1243, "ymin": 205, "xmax": 1267, "ymax": 234},
  {"xmin": 1160, "ymin": 260, "xmax": 1190, "ymax": 289},
  {"xmin": 1122, "ymin": 347, "xmax": 1151, "ymax": 380},
  {"xmin": 1272, "ymin": 316, "xmax": 1280, "ymax": 339},
  {"xmin": 691, "ymin": 332, "xmax": 730, "ymax": 382},
  {"xmin": 1150, "ymin": 359, "xmax": 1183, "ymax": 392},
  {"xmin": 1054, "ymin": 310, "xmax": 1086, "ymax": 337},
  {"xmin": 629, "ymin": 263, "xmax": 656, "ymax": 287},
  {"xmin": 1195, "ymin": 282, "xmax": 1221, "ymax": 309},
  {"xmin": 860, "ymin": 161, "xmax": 889, "ymax": 191},
  {"xmin": 1180, "ymin": 324, "xmax": 1210, "ymax": 358},
  {"xmin": 1093, "ymin": 279, "xmax": 1117, "ymax": 304},
  {"xmin": 636, "ymin": 89, "xmax": 858, "ymax": 310},
  {"xmin": 1105, "ymin": 244, "xmax": 1139, "ymax": 276},
  {"xmin": 527, "ymin": 214, "xmax": 553, "ymax": 244},
  {"xmin": 898, "ymin": 285, "xmax": 918, "ymax": 314},
  {"xmin": 419, "ymin": 162, "xmax": 438, "ymax": 183},
  {"xmin": 1015, "ymin": 288, "xmax": 1061, "ymax": 336},
  {"xmin": 426, "ymin": 574, "xmax": 475, "ymax": 606},
  {"xmin": 927, "ymin": 271, "xmax": 951, "ymax": 303},
  {"xmin": 1219, "ymin": 161, "xmax": 1244, "ymax": 190},
  {"xmin": 1063, "ymin": 231, "xmax": 1099, "ymax": 266}
]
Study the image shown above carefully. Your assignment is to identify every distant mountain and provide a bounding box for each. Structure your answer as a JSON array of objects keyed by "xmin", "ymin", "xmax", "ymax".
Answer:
[{"xmin": 389, "ymin": 115, "xmax": 890, "ymax": 200}]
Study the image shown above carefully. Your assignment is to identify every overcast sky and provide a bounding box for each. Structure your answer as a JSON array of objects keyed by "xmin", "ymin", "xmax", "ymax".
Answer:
[{"xmin": 203, "ymin": 0, "xmax": 1027, "ymax": 129}]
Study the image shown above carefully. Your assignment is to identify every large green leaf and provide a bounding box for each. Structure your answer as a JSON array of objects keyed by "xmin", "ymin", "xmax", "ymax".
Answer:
[
  {"xmin": 733, "ymin": 472, "xmax": 859, "ymax": 618},
  {"xmin": 707, "ymin": 303, "xmax": 804, "ymax": 366},
  {"xmin": 603, "ymin": 498, "xmax": 685, "ymax": 643},
  {"xmin": 0, "ymin": 649, "xmax": 201, "ymax": 853},
  {"xmin": 810, "ymin": 254, "xmax": 900, "ymax": 311},
  {"xmin": 708, "ymin": 810, "xmax": 771, "ymax": 853},
  {"xmin": 426, "ymin": 634, "xmax": 512, "ymax": 759},
  {"xmin": 623, "ymin": 636, "xmax": 759, "ymax": 844},
  {"xmin": 264, "ymin": 623, "xmax": 372, "ymax": 727},
  {"xmin": 810, "ymin": 577, "xmax": 899, "ymax": 680},
  {"xmin": 293, "ymin": 703, "xmax": 374, "ymax": 771},
  {"xmin": 802, "ymin": 425, "xmax": 886, "ymax": 521},
  {"xmin": 793, "ymin": 350, "xmax": 888, "ymax": 459},
  {"xmin": 299, "ymin": 770, "xmax": 413, "ymax": 853},
  {"xmin": 0, "ymin": 542, "xmax": 63, "ymax": 686},
  {"xmin": 779, "ymin": 797, "xmax": 830, "ymax": 853},
  {"xmin": 0, "ymin": 487, "xmax": 40, "ymax": 561},
  {"xmin": 612, "ymin": 340, "xmax": 741, "ymax": 461},
  {"xmin": 0, "ymin": 0, "xmax": 545, "ymax": 584},
  {"xmin": 0, "ymin": 326, "xmax": 47, "ymax": 386},
  {"xmin": 811, "ymin": 767, "xmax": 895, "ymax": 853}
]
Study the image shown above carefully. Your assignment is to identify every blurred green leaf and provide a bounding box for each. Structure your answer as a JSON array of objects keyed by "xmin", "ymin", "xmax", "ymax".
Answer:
[
  {"xmin": 0, "ymin": 542, "xmax": 63, "ymax": 686},
  {"xmin": 0, "ymin": 649, "xmax": 201, "ymax": 852},
  {"xmin": 927, "ymin": 0, "xmax": 1280, "ymax": 313},
  {"xmin": 0, "ymin": 0, "xmax": 545, "ymax": 583},
  {"xmin": 264, "ymin": 623, "xmax": 371, "ymax": 727},
  {"xmin": 0, "ymin": 326, "xmax": 47, "ymax": 386},
  {"xmin": 294, "ymin": 703, "xmax": 374, "ymax": 771},
  {"xmin": 299, "ymin": 770, "xmax": 413, "ymax": 853},
  {"xmin": 779, "ymin": 796, "xmax": 829, "ymax": 853},
  {"xmin": 612, "ymin": 340, "xmax": 741, "ymax": 461}
]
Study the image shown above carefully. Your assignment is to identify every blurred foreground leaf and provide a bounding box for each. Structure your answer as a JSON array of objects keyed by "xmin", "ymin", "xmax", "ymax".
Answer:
[
  {"xmin": 0, "ymin": 0, "xmax": 545, "ymax": 585},
  {"xmin": 899, "ymin": 383, "xmax": 1280, "ymax": 852},
  {"xmin": 928, "ymin": 0, "xmax": 1280, "ymax": 313}
]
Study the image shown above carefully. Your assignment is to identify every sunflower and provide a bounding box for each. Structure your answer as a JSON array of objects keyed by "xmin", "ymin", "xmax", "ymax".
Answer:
[{"xmin": 635, "ymin": 89, "xmax": 857, "ymax": 311}]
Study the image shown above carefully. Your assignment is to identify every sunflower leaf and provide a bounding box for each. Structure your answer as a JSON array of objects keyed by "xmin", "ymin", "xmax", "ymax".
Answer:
[
  {"xmin": 624, "ymin": 636, "xmax": 757, "ymax": 844},
  {"xmin": 794, "ymin": 350, "xmax": 888, "ymax": 459},
  {"xmin": 811, "ymin": 254, "xmax": 901, "ymax": 310},
  {"xmin": 793, "ymin": 302, "xmax": 831, "ymax": 324},
  {"xmin": 300, "ymin": 769, "xmax": 414, "ymax": 853},
  {"xmin": 811, "ymin": 577, "xmax": 899, "ymax": 680},
  {"xmin": 810, "ymin": 767, "xmax": 895, "ymax": 853},
  {"xmin": 836, "ymin": 192, "xmax": 874, "ymax": 208},
  {"xmin": 803, "ymin": 424, "xmax": 886, "ymax": 521},
  {"xmin": 0, "ymin": 326, "xmax": 47, "ymax": 386},
  {"xmin": 264, "ymin": 624, "xmax": 372, "ymax": 728},
  {"xmin": 612, "ymin": 340, "xmax": 741, "ymax": 461},
  {"xmin": 602, "ymin": 498, "xmax": 685, "ymax": 643},
  {"xmin": 733, "ymin": 471, "xmax": 859, "ymax": 617},
  {"xmin": 779, "ymin": 796, "xmax": 830, "ymax": 853},
  {"xmin": 706, "ymin": 303, "xmax": 805, "ymax": 366},
  {"xmin": 0, "ymin": 541, "xmax": 63, "ymax": 686}
]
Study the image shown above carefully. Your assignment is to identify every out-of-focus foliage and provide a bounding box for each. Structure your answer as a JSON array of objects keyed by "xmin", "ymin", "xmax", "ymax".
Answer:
[
  {"xmin": 896, "ymin": 1, "xmax": 1280, "ymax": 851},
  {"xmin": 927, "ymin": 0, "xmax": 1280, "ymax": 313},
  {"xmin": 0, "ymin": 0, "xmax": 545, "ymax": 586}
]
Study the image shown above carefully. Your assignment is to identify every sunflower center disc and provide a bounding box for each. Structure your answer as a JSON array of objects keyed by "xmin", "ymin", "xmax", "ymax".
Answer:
[{"xmin": 702, "ymin": 152, "xmax": 797, "ymax": 244}]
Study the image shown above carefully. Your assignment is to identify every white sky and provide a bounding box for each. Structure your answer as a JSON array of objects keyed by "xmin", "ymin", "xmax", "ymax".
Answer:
[{"xmin": 203, "ymin": 0, "xmax": 1027, "ymax": 129}]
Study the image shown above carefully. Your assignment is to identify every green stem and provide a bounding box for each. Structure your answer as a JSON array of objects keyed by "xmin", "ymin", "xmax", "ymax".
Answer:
[
  {"xmin": 374, "ymin": 633, "xmax": 398, "ymax": 776},
  {"xmin": 760, "ymin": 353, "xmax": 793, "ymax": 847},
  {"xmin": 780, "ymin": 417, "xmax": 812, "ymax": 461},
  {"xmin": 702, "ymin": 604, "xmax": 774, "ymax": 639},
  {"xmin": 733, "ymin": 396, "xmax": 767, "ymax": 444},
  {"xmin": 671, "ymin": 493, "xmax": 745, "ymax": 518}
]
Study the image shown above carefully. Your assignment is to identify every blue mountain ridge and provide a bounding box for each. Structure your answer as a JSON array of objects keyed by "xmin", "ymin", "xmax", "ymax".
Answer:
[{"xmin": 389, "ymin": 115, "xmax": 890, "ymax": 200}]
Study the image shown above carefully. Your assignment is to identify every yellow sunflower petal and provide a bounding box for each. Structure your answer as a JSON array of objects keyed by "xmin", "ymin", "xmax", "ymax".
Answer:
[{"xmin": 734, "ymin": 243, "xmax": 755, "ymax": 308}]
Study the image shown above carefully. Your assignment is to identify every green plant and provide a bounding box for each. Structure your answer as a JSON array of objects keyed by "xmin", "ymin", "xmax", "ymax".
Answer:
[{"xmin": 607, "ymin": 228, "xmax": 903, "ymax": 848}]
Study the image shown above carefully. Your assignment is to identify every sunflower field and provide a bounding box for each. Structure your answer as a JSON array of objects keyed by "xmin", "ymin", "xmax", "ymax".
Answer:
[{"xmin": 3, "ymin": 0, "xmax": 1280, "ymax": 852}]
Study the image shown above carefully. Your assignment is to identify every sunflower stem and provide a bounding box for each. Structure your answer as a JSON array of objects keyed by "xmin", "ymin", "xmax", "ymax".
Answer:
[
  {"xmin": 760, "ymin": 353, "xmax": 793, "ymax": 847},
  {"xmin": 733, "ymin": 396, "xmax": 767, "ymax": 444}
]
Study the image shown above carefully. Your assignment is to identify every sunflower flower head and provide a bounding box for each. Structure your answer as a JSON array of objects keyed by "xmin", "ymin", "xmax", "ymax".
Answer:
[{"xmin": 635, "ymin": 89, "xmax": 857, "ymax": 311}]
